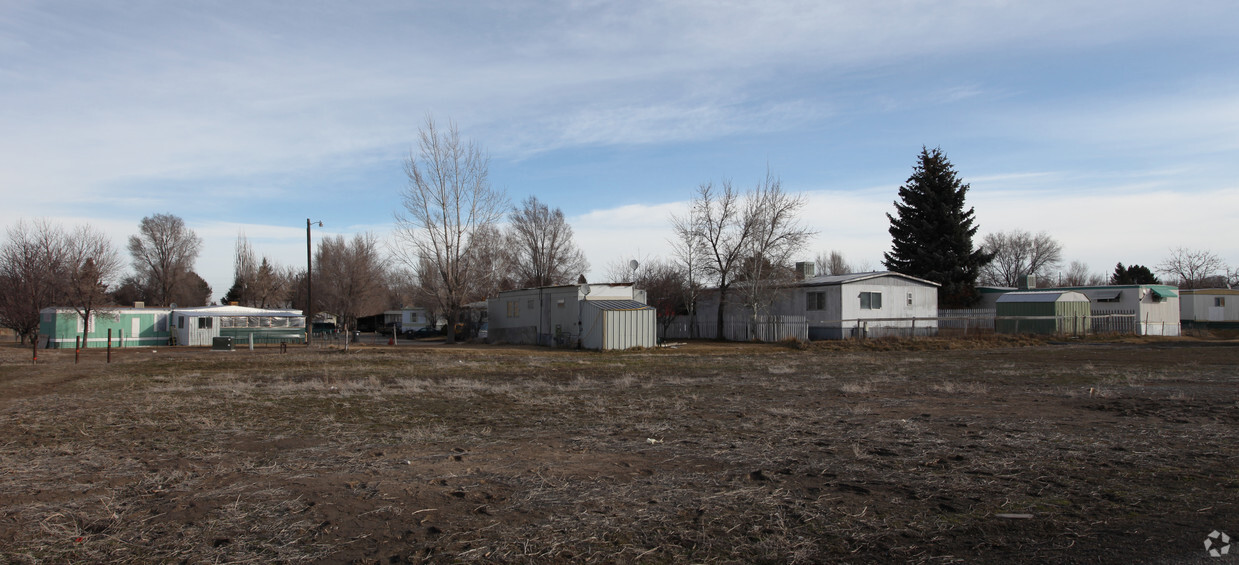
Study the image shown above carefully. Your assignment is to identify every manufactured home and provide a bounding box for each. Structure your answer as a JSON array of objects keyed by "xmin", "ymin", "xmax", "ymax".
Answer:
[
  {"xmin": 979, "ymin": 281, "xmax": 1180, "ymax": 336},
  {"xmin": 170, "ymin": 305, "xmax": 306, "ymax": 346},
  {"xmin": 38, "ymin": 307, "xmax": 172, "ymax": 348},
  {"xmin": 38, "ymin": 305, "xmax": 307, "ymax": 348},
  {"xmin": 487, "ymin": 283, "xmax": 655, "ymax": 349},
  {"xmin": 690, "ymin": 271, "xmax": 940, "ymax": 340},
  {"xmin": 1180, "ymin": 288, "xmax": 1239, "ymax": 330}
]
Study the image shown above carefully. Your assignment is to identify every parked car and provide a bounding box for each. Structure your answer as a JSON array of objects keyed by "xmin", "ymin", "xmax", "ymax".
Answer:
[{"xmin": 403, "ymin": 326, "xmax": 441, "ymax": 339}]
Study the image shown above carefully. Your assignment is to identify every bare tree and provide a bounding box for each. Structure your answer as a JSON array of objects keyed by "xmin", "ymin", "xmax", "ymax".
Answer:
[
  {"xmin": 672, "ymin": 172, "xmax": 813, "ymax": 340},
  {"xmin": 394, "ymin": 117, "xmax": 508, "ymax": 343},
  {"xmin": 224, "ymin": 233, "xmax": 288, "ymax": 308},
  {"xmin": 674, "ymin": 181, "xmax": 752, "ymax": 340},
  {"xmin": 670, "ymin": 209, "xmax": 706, "ymax": 337},
  {"xmin": 815, "ymin": 250, "xmax": 851, "ymax": 276},
  {"xmin": 506, "ymin": 196, "xmax": 589, "ymax": 288},
  {"xmin": 223, "ymin": 232, "xmax": 258, "ymax": 306},
  {"xmin": 127, "ymin": 213, "xmax": 203, "ymax": 307},
  {"xmin": 979, "ymin": 230, "xmax": 1063, "ymax": 287},
  {"xmin": 736, "ymin": 174, "xmax": 814, "ymax": 327},
  {"xmin": 315, "ymin": 233, "xmax": 388, "ymax": 333},
  {"xmin": 1158, "ymin": 248, "xmax": 1226, "ymax": 289},
  {"xmin": 1058, "ymin": 261, "xmax": 1105, "ymax": 287},
  {"xmin": 0, "ymin": 220, "xmax": 69, "ymax": 343},
  {"xmin": 63, "ymin": 224, "xmax": 123, "ymax": 343}
]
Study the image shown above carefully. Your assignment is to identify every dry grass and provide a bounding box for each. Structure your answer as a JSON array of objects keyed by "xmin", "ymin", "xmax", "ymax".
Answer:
[{"xmin": 1, "ymin": 339, "xmax": 1237, "ymax": 563}]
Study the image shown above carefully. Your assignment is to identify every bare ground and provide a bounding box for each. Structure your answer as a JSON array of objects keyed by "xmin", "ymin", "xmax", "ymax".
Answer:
[{"xmin": 0, "ymin": 337, "xmax": 1236, "ymax": 564}]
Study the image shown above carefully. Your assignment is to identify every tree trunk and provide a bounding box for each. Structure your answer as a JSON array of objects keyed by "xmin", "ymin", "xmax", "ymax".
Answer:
[{"xmin": 715, "ymin": 287, "xmax": 728, "ymax": 341}]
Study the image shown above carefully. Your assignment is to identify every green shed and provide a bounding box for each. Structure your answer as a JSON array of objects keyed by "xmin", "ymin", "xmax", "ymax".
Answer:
[{"xmin": 995, "ymin": 291, "xmax": 1091, "ymax": 336}]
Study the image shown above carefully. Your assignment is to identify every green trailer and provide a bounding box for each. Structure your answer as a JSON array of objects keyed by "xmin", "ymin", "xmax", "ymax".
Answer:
[
  {"xmin": 996, "ymin": 291, "xmax": 1092, "ymax": 336},
  {"xmin": 38, "ymin": 307, "xmax": 172, "ymax": 349}
]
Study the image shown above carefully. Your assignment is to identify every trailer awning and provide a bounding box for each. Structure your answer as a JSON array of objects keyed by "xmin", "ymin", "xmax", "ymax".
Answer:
[
  {"xmin": 1091, "ymin": 290, "xmax": 1122, "ymax": 301},
  {"xmin": 1151, "ymin": 288, "xmax": 1177, "ymax": 299}
]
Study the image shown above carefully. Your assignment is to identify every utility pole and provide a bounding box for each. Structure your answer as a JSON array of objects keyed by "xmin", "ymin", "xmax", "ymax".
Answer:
[{"xmin": 306, "ymin": 219, "xmax": 322, "ymax": 346}]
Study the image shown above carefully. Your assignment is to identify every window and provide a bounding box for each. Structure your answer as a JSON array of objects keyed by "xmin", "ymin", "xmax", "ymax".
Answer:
[
  {"xmin": 1216, "ymin": 297, "xmax": 1227, "ymax": 307},
  {"xmin": 907, "ymin": 292, "xmax": 913, "ymax": 306},
  {"xmin": 860, "ymin": 291, "xmax": 882, "ymax": 310},
  {"xmin": 527, "ymin": 299, "xmax": 535, "ymax": 310},
  {"xmin": 198, "ymin": 317, "xmax": 213, "ymax": 329},
  {"xmin": 805, "ymin": 292, "xmax": 826, "ymax": 311},
  {"xmin": 506, "ymin": 301, "xmax": 519, "ymax": 318}
]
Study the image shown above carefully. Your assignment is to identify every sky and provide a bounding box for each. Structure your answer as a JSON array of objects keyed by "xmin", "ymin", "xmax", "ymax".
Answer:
[{"xmin": 2, "ymin": 1, "xmax": 1237, "ymax": 300}]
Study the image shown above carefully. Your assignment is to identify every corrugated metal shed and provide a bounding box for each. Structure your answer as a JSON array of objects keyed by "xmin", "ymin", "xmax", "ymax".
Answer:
[
  {"xmin": 996, "ymin": 291, "xmax": 1091, "ymax": 335},
  {"xmin": 579, "ymin": 300, "xmax": 656, "ymax": 350}
]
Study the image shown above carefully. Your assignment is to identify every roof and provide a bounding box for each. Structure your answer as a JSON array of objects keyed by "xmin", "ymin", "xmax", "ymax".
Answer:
[
  {"xmin": 172, "ymin": 305, "xmax": 303, "ymax": 317},
  {"xmin": 996, "ymin": 291, "xmax": 1090, "ymax": 303},
  {"xmin": 1181, "ymin": 288, "xmax": 1239, "ymax": 295},
  {"xmin": 581, "ymin": 300, "xmax": 654, "ymax": 311},
  {"xmin": 40, "ymin": 306, "xmax": 172, "ymax": 315},
  {"xmin": 799, "ymin": 271, "xmax": 940, "ymax": 288}
]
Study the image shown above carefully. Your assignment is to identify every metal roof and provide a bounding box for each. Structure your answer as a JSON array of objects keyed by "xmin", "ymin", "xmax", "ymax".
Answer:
[
  {"xmin": 798, "ymin": 271, "xmax": 940, "ymax": 288},
  {"xmin": 996, "ymin": 291, "xmax": 1090, "ymax": 303},
  {"xmin": 172, "ymin": 305, "xmax": 304, "ymax": 317},
  {"xmin": 582, "ymin": 299, "xmax": 654, "ymax": 311}
]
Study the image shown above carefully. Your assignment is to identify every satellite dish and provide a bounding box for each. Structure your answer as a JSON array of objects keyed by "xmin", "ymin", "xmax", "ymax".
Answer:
[
  {"xmin": 628, "ymin": 259, "xmax": 639, "ymax": 271},
  {"xmin": 169, "ymin": 303, "xmax": 178, "ymax": 309}
]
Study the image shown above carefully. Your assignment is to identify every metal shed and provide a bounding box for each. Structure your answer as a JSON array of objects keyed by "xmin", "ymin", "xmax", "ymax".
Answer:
[
  {"xmin": 579, "ymin": 300, "xmax": 657, "ymax": 350},
  {"xmin": 995, "ymin": 291, "xmax": 1091, "ymax": 335}
]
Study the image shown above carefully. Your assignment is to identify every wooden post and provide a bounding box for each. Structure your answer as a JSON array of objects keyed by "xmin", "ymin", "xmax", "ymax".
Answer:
[
  {"xmin": 107, "ymin": 328, "xmax": 112, "ymax": 363},
  {"xmin": 32, "ymin": 336, "xmax": 37, "ymax": 364},
  {"xmin": 75, "ymin": 335, "xmax": 80, "ymax": 364}
]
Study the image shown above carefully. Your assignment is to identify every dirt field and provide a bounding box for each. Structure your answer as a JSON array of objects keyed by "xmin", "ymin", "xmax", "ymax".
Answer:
[{"xmin": 1, "ymin": 337, "xmax": 1236, "ymax": 564}]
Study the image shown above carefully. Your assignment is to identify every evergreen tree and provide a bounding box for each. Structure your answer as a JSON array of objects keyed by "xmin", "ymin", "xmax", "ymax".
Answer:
[
  {"xmin": 1110, "ymin": 263, "xmax": 1160, "ymax": 285},
  {"xmin": 883, "ymin": 147, "xmax": 992, "ymax": 307}
]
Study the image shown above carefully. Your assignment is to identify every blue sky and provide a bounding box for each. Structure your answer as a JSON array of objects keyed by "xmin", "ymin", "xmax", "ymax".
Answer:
[{"xmin": 2, "ymin": 1, "xmax": 1237, "ymax": 299}]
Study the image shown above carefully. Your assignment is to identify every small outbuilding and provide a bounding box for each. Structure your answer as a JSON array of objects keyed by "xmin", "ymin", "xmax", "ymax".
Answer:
[
  {"xmin": 579, "ymin": 300, "xmax": 657, "ymax": 350},
  {"xmin": 995, "ymin": 291, "xmax": 1091, "ymax": 335}
]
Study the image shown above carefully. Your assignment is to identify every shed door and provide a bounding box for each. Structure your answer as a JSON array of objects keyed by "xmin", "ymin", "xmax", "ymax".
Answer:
[{"xmin": 132, "ymin": 318, "xmax": 141, "ymax": 339}]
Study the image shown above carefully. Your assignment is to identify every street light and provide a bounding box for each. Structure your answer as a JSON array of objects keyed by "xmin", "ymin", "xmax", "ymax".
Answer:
[{"xmin": 307, "ymin": 219, "xmax": 322, "ymax": 345}]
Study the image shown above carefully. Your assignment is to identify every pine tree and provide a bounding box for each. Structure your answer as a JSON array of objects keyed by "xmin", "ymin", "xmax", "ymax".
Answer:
[
  {"xmin": 1110, "ymin": 263, "xmax": 1160, "ymax": 285},
  {"xmin": 883, "ymin": 147, "xmax": 992, "ymax": 307}
]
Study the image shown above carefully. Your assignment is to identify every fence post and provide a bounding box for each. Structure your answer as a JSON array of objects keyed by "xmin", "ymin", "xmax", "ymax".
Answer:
[
  {"xmin": 75, "ymin": 335, "xmax": 80, "ymax": 364},
  {"xmin": 107, "ymin": 328, "xmax": 112, "ymax": 363}
]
